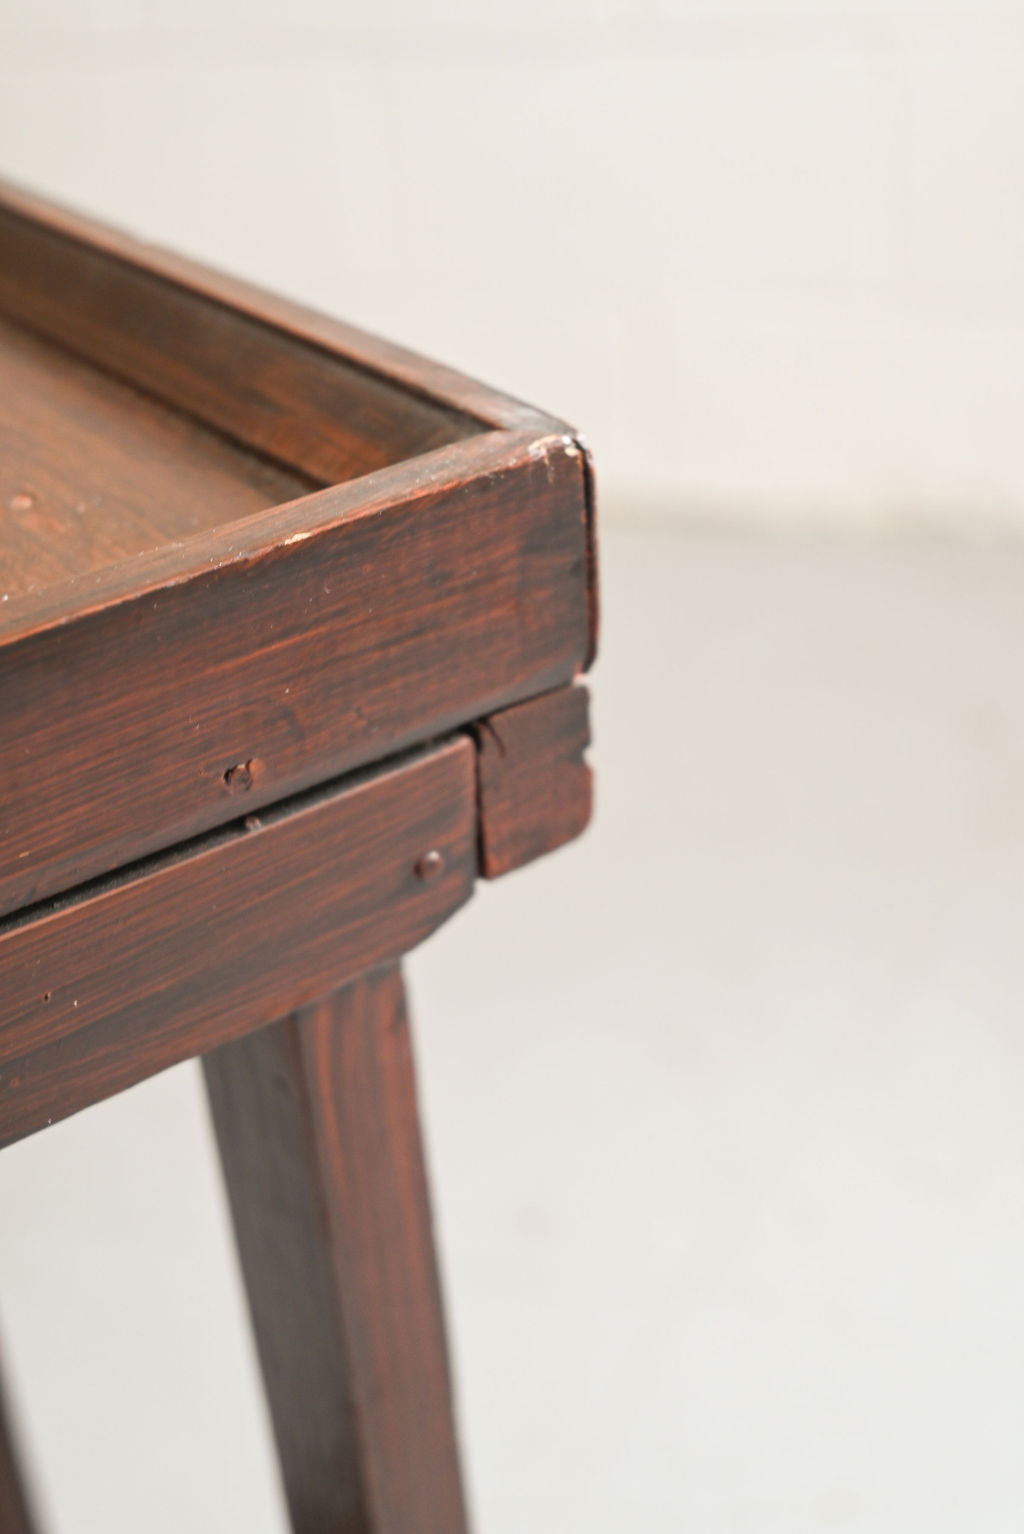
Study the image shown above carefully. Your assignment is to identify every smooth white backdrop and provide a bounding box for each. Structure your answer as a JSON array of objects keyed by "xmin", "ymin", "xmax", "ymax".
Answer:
[{"xmin": 3, "ymin": 0, "xmax": 1024, "ymax": 527}]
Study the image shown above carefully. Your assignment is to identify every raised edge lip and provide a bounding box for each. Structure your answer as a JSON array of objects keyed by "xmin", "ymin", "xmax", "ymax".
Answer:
[
  {"xmin": 0, "ymin": 427, "xmax": 590, "ymax": 650},
  {"xmin": 0, "ymin": 176, "xmax": 569, "ymax": 437}
]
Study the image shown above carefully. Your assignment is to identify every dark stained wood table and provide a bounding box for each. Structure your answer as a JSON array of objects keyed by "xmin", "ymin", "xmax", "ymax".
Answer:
[{"xmin": 0, "ymin": 182, "xmax": 597, "ymax": 1533}]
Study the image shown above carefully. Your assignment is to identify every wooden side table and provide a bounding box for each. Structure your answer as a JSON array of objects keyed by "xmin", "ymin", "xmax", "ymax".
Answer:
[{"xmin": 0, "ymin": 182, "xmax": 597, "ymax": 1533}]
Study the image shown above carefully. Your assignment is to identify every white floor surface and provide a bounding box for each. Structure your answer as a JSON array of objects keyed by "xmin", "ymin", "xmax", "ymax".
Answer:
[{"xmin": 2, "ymin": 527, "xmax": 1024, "ymax": 1532}]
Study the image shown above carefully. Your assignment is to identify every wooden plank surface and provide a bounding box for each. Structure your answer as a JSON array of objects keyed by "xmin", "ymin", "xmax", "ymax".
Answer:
[
  {"xmin": 0, "ymin": 315, "xmax": 313, "ymax": 601},
  {"xmin": 476, "ymin": 683, "xmax": 593, "ymax": 877},
  {"xmin": 0, "ymin": 179, "xmax": 599, "ymax": 664},
  {"xmin": 0, "ymin": 177, "xmax": 555, "ymax": 436},
  {"xmin": 0, "ymin": 199, "xmax": 482, "ymax": 488},
  {"xmin": 0, "ymin": 180, "xmax": 597, "ymax": 919},
  {"xmin": 204, "ymin": 967, "xmax": 470, "ymax": 1534},
  {"xmin": 0, "ymin": 429, "xmax": 588, "ymax": 918},
  {"xmin": 0, "ymin": 738, "xmax": 475, "ymax": 1147}
]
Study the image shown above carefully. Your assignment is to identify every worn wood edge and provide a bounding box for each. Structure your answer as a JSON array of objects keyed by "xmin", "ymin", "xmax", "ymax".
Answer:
[
  {"xmin": 0, "ymin": 177, "xmax": 561, "ymax": 437},
  {"xmin": 574, "ymin": 431, "xmax": 600, "ymax": 668},
  {"xmin": 0, "ymin": 196, "xmax": 484, "ymax": 493},
  {"xmin": 473, "ymin": 682, "xmax": 593, "ymax": 878},
  {"xmin": 0, "ymin": 427, "xmax": 590, "ymax": 918},
  {"xmin": 0, "ymin": 179, "xmax": 598, "ymax": 669},
  {"xmin": 0, "ymin": 737, "xmax": 476, "ymax": 1147},
  {"xmin": 0, "ymin": 427, "xmax": 566, "ymax": 646}
]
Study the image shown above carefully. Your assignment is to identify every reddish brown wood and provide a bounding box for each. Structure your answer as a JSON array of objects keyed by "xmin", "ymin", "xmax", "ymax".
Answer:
[
  {"xmin": 1, "ymin": 175, "xmax": 599, "ymax": 662},
  {"xmin": 0, "ymin": 182, "xmax": 596, "ymax": 919},
  {"xmin": 0, "ymin": 739, "xmax": 475, "ymax": 1148},
  {"xmin": 0, "ymin": 430, "xmax": 588, "ymax": 918},
  {"xmin": 576, "ymin": 434, "xmax": 600, "ymax": 668},
  {"xmin": 0, "ymin": 315, "xmax": 313, "ymax": 601},
  {"xmin": 204, "ymin": 966, "xmax": 469, "ymax": 1534},
  {"xmin": 0, "ymin": 177, "xmax": 556, "ymax": 436},
  {"xmin": 0, "ymin": 198, "xmax": 481, "ymax": 489},
  {"xmin": 0, "ymin": 181, "xmax": 598, "ymax": 1529},
  {"xmin": 0, "ymin": 1375, "xmax": 35, "ymax": 1534},
  {"xmin": 475, "ymin": 683, "xmax": 593, "ymax": 877}
]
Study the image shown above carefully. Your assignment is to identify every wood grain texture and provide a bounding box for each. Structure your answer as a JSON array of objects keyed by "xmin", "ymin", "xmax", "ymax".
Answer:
[
  {"xmin": 0, "ymin": 177, "xmax": 599, "ymax": 674},
  {"xmin": 0, "ymin": 182, "xmax": 597, "ymax": 918},
  {"xmin": 476, "ymin": 683, "xmax": 593, "ymax": 877},
  {"xmin": 0, "ymin": 739, "xmax": 475, "ymax": 1148},
  {"xmin": 0, "ymin": 1375, "xmax": 35, "ymax": 1534},
  {"xmin": 204, "ymin": 967, "xmax": 469, "ymax": 1534},
  {"xmin": 0, "ymin": 177, "xmax": 554, "ymax": 436},
  {"xmin": 0, "ymin": 182, "xmax": 597, "ymax": 1534},
  {"xmin": 0, "ymin": 315, "xmax": 313, "ymax": 601},
  {"xmin": 0, "ymin": 200, "xmax": 481, "ymax": 489},
  {"xmin": 0, "ymin": 430, "xmax": 588, "ymax": 918}
]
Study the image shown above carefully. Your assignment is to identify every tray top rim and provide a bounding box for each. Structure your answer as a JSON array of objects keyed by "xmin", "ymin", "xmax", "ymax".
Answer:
[{"xmin": 0, "ymin": 177, "xmax": 583, "ymax": 647}]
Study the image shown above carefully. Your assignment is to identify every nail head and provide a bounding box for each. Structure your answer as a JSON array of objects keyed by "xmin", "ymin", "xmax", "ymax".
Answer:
[{"xmin": 415, "ymin": 849, "xmax": 445, "ymax": 881}]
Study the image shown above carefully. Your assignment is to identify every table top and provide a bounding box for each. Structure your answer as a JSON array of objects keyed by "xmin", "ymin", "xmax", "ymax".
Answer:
[
  {"xmin": 0, "ymin": 313, "xmax": 312, "ymax": 602},
  {"xmin": 0, "ymin": 180, "xmax": 596, "ymax": 1148},
  {"xmin": 0, "ymin": 180, "xmax": 597, "ymax": 921}
]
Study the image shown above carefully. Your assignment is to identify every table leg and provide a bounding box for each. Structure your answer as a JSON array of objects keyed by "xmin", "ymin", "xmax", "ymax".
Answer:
[
  {"xmin": 202, "ymin": 965, "xmax": 469, "ymax": 1534},
  {"xmin": 0, "ymin": 1369, "xmax": 36, "ymax": 1534}
]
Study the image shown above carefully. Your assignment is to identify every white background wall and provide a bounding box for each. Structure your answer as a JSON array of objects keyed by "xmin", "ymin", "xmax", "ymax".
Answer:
[{"xmin": 3, "ymin": 0, "xmax": 1024, "ymax": 529}]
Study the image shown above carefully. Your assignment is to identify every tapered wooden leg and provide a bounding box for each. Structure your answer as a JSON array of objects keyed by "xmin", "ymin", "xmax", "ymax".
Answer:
[
  {"xmin": 0, "ymin": 1369, "xmax": 36, "ymax": 1534},
  {"xmin": 202, "ymin": 965, "xmax": 469, "ymax": 1534}
]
